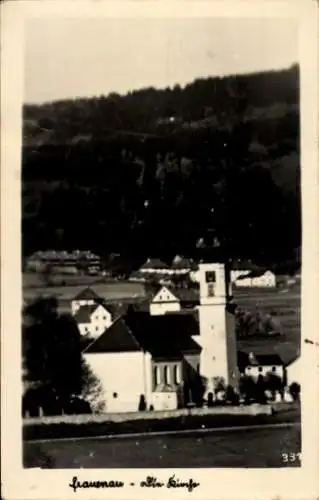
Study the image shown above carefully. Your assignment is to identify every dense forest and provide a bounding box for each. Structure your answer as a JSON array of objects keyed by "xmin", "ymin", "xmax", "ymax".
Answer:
[{"xmin": 22, "ymin": 65, "xmax": 300, "ymax": 270}]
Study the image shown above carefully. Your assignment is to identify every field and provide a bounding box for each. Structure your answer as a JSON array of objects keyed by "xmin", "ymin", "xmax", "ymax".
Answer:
[
  {"xmin": 233, "ymin": 284, "xmax": 300, "ymax": 364},
  {"xmin": 23, "ymin": 274, "xmax": 301, "ymax": 363},
  {"xmin": 24, "ymin": 423, "xmax": 301, "ymax": 468}
]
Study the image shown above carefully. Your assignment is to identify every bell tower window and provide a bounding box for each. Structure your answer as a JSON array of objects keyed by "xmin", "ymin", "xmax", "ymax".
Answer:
[{"xmin": 205, "ymin": 271, "xmax": 216, "ymax": 283}]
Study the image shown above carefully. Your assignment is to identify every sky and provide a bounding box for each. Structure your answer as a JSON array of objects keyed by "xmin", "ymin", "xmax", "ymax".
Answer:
[{"xmin": 24, "ymin": 17, "xmax": 298, "ymax": 104}]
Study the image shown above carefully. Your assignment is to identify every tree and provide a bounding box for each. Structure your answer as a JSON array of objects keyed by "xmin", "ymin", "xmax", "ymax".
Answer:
[
  {"xmin": 239, "ymin": 374, "xmax": 256, "ymax": 404},
  {"xmin": 265, "ymin": 372, "xmax": 283, "ymax": 399},
  {"xmin": 289, "ymin": 382, "xmax": 301, "ymax": 401},
  {"xmin": 23, "ymin": 297, "xmax": 103, "ymax": 414},
  {"xmin": 255, "ymin": 374, "xmax": 267, "ymax": 404}
]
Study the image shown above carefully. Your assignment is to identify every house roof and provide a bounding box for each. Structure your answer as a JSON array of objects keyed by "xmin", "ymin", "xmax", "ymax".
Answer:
[
  {"xmin": 73, "ymin": 287, "xmax": 101, "ymax": 301},
  {"xmin": 84, "ymin": 317, "xmax": 142, "ymax": 354},
  {"xmin": 74, "ymin": 304, "xmax": 99, "ymax": 323},
  {"xmin": 84, "ymin": 309, "xmax": 201, "ymax": 359},
  {"xmin": 139, "ymin": 258, "xmax": 170, "ymax": 270},
  {"xmin": 236, "ymin": 269, "xmax": 271, "ymax": 279},
  {"xmin": 146, "ymin": 285, "xmax": 199, "ymax": 305},
  {"xmin": 238, "ymin": 351, "xmax": 284, "ymax": 367},
  {"xmin": 172, "ymin": 288, "xmax": 199, "ymax": 304},
  {"xmin": 171, "ymin": 256, "xmax": 194, "ymax": 270}
]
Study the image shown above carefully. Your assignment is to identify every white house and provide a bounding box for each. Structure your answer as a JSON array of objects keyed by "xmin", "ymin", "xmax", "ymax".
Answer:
[
  {"xmin": 252, "ymin": 271, "xmax": 276, "ymax": 287},
  {"xmin": 138, "ymin": 258, "xmax": 172, "ymax": 275},
  {"xmin": 149, "ymin": 286, "xmax": 181, "ymax": 316},
  {"xmin": 241, "ymin": 352, "xmax": 285, "ymax": 380},
  {"xmin": 148, "ymin": 285, "xmax": 199, "ymax": 316},
  {"xmin": 74, "ymin": 303, "xmax": 113, "ymax": 339},
  {"xmin": 235, "ymin": 270, "xmax": 276, "ymax": 288}
]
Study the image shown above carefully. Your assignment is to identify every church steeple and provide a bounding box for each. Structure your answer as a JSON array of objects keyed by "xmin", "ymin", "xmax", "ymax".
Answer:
[{"xmin": 197, "ymin": 261, "xmax": 238, "ymax": 391}]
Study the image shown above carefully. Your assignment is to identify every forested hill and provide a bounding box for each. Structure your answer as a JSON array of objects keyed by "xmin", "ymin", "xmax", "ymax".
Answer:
[{"xmin": 22, "ymin": 65, "xmax": 300, "ymax": 269}]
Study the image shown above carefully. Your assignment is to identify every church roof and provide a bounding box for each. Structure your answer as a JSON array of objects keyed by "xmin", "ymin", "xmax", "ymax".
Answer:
[
  {"xmin": 84, "ymin": 317, "xmax": 142, "ymax": 354},
  {"xmin": 84, "ymin": 309, "xmax": 201, "ymax": 359}
]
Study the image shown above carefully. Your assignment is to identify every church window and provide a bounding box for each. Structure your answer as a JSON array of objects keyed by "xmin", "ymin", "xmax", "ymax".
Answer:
[
  {"xmin": 164, "ymin": 365, "xmax": 170, "ymax": 384},
  {"xmin": 154, "ymin": 366, "xmax": 159, "ymax": 386},
  {"xmin": 174, "ymin": 365, "xmax": 181, "ymax": 384}
]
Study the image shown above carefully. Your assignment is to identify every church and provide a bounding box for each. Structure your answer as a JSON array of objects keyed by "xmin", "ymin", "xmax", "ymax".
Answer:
[{"xmin": 83, "ymin": 261, "xmax": 239, "ymax": 413}]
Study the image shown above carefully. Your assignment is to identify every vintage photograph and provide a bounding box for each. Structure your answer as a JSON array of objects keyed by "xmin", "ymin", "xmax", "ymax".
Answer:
[{"xmin": 21, "ymin": 15, "xmax": 302, "ymax": 469}]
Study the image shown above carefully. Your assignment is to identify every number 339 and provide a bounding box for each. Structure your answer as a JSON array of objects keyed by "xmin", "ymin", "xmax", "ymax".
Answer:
[{"xmin": 282, "ymin": 452, "xmax": 301, "ymax": 463}]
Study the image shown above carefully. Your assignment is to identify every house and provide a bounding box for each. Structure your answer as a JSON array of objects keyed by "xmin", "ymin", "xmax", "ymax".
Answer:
[
  {"xmin": 171, "ymin": 255, "xmax": 194, "ymax": 275},
  {"xmin": 138, "ymin": 258, "xmax": 171, "ymax": 275},
  {"xmin": 149, "ymin": 286, "xmax": 181, "ymax": 315},
  {"xmin": 238, "ymin": 351, "xmax": 285, "ymax": 380},
  {"xmin": 25, "ymin": 250, "xmax": 101, "ymax": 273},
  {"xmin": 73, "ymin": 303, "xmax": 114, "ymax": 339},
  {"xmin": 150, "ymin": 286, "xmax": 199, "ymax": 316},
  {"xmin": 83, "ymin": 310, "xmax": 201, "ymax": 412},
  {"xmin": 235, "ymin": 270, "xmax": 276, "ymax": 288},
  {"xmin": 129, "ymin": 258, "xmax": 174, "ymax": 283}
]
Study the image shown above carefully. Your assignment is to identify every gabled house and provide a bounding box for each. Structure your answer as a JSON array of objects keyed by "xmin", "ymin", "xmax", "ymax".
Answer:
[
  {"xmin": 235, "ymin": 270, "xmax": 276, "ymax": 288},
  {"xmin": 139, "ymin": 258, "xmax": 171, "ymax": 274},
  {"xmin": 83, "ymin": 310, "xmax": 201, "ymax": 412},
  {"xmin": 238, "ymin": 351, "xmax": 284, "ymax": 380},
  {"xmin": 73, "ymin": 303, "xmax": 113, "ymax": 338},
  {"xmin": 146, "ymin": 285, "xmax": 199, "ymax": 316},
  {"xmin": 171, "ymin": 255, "xmax": 194, "ymax": 275},
  {"xmin": 149, "ymin": 286, "xmax": 181, "ymax": 315}
]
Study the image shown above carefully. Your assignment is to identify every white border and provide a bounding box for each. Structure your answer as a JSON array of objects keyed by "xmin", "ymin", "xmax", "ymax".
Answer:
[{"xmin": 1, "ymin": 1, "xmax": 318, "ymax": 499}]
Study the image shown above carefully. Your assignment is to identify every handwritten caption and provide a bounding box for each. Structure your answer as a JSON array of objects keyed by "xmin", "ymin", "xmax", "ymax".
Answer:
[{"xmin": 69, "ymin": 475, "xmax": 200, "ymax": 493}]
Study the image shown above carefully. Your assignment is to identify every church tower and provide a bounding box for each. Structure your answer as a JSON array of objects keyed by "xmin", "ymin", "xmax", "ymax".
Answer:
[{"xmin": 198, "ymin": 262, "xmax": 239, "ymax": 390}]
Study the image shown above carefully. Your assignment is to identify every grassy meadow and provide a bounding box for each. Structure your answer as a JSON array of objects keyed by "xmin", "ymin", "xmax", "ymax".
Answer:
[{"xmin": 23, "ymin": 273, "xmax": 300, "ymax": 363}]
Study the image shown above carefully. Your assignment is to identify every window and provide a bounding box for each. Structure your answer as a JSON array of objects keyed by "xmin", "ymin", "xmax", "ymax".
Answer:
[
  {"xmin": 113, "ymin": 392, "xmax": 118, "ymax": 398},
  {"xmin": 272, "ymin": 366, "xmax": 277, "ymax": 372},
  {"xmin": 208, "ymin": 284, "xmax": 215, "ymax": 297},
  {"xmin": 164, "ymin": 365, "xmax": 170, "ymax": 384},
  {"xmin": 206, "ymin": 271, "xmax": 216, "ymax": 283},
  {"xmin": 103, "ymin": 316, "xmax": 106, "ymax": 320},
  {"xmin": 173, "ymin": 365, "xmax": 181, "ymax": 384},
  {"xmin": 95, "ymin": 327, "xmax": 99, "ymax": 331},
  {"xmin": 258, "ymin": 367, "xmax": 263, "ymax": 373}
]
